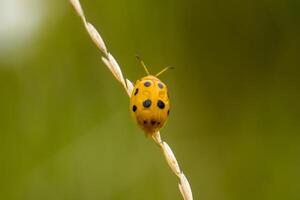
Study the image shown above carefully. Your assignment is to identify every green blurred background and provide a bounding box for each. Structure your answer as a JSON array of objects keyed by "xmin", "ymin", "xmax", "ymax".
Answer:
[{"xmin": 0, "ymin": 0, "xmax": 299, "ymax": 199}]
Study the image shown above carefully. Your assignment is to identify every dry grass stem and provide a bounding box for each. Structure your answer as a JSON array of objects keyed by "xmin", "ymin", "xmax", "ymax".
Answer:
[
  {"xmin": 152, "ymin": 131, "xmax": 162, "ymax": 144},
  {"xmin": 70, "ymin": 0, "xmax": 193, "ymax": 199},
  {"xmin": 85, "ymin": 22, "xmax": 108, "ymax": 55},
  {"xmin": 126, "ymin": 79, "xmax": 134, "ymax": 97},
  {"xmin": 101, "ymin": 57, "xmax": 119, "ymax": 81},
  {"xmin": 107, "ymin": 53, "xmax": 126, "ymax": 88},
  {"xmin": 179, "ymin": 173, "xmax": 193, "ymax": 200},
  {"xmin": 162, "ymin": 142, "xmax": 181, "ymax": 175},
  {"xmin": 70, "ymin": 0, "xmax": 85, "ymax": 18}
]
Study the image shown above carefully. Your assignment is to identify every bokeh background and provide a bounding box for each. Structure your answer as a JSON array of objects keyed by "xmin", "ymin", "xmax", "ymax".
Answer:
[{"xmin": 0, "ymin": 0, "xmax": 299, "ymax": 199}]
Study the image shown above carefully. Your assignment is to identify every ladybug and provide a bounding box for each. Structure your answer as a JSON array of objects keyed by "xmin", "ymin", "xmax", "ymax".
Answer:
[{"xmin": 130, "ymin": 56, "xmax": 173, "ymax": 136}]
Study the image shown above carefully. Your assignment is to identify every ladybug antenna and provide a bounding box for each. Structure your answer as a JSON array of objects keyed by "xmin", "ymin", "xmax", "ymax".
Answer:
[
  {"xmin": 155, "ymin": 66, "xmax": 175, "ymax": 77},
  {"xmin": 136, "ymin": 55, "xmax": 150, "ymax": 75}
]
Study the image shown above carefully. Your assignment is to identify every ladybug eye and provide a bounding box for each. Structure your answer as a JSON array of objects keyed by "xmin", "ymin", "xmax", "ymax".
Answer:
[
  {"xmin": 158, "ymin": 83, "xmax": 164, "ymax": 89},
  {"xmin": 151, "ymin": 120, "xmax": 156, "ymax": 125},
  {"xmin": 134, "ymin": 88, "xmax": 139, "ymax": 95},
  {"xmin": 144, "ymin": 81, "xmax": 151, "ymax": 87},
  {"xmin": 157, "ymin": 100, "xmax": 165, "ymax": 109},
  {"xmin": 143, "ymin": 99, "xmax": 152, "ymax": 108}
]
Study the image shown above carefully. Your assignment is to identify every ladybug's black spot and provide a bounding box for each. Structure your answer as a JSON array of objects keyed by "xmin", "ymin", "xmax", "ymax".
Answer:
[
  {"xmin": 132, "ymin": 105, "xmax": 137, "ymax": 112},
  {"xmin": 143, "ymin": 120, "xmax": 147, "ymax": 124},
  {"xmin": 144, "ymin": 81, "xmax": 151, "ymax": 87},
  {"xmin": 151, "ymin": 120, "xmax": 156, "ymax": 125},
  {"xmin": 157, "ymin": 100, "xmax": 165, "ymax": 109},
  {"xmin": 158, "ymin": 83, "xmax": 164, "ymax": 89},
  {"xmin": 143, "ymin": 99, "xmax": 152, "ymax": 108},
  {"xmin": 158, "ymin": 122, "xmax": 161, "ymax": 125},
  {"xmin": 167, "ymin": 110, "xmax": 170, "ymax": 115},
  {"xmin": 134, "ymin": 88, "xmax": 139, "ymax": 95}
]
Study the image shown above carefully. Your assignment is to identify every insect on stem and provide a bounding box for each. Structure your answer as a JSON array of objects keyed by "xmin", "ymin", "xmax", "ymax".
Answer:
[{"xmin": 69, "ymin": 0, "xmax": 193, "ymax": 198}]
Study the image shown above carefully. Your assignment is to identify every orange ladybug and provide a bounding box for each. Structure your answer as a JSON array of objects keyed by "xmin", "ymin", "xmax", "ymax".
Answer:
[{"xmin": 130, "ymin": 56, "xmax": 173, "ymax": 136}]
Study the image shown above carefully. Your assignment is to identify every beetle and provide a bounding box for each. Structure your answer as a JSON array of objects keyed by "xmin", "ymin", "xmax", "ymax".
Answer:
[{"xmin": 130, "ymin": 56, "xmax": 173, "ymax": 136}]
